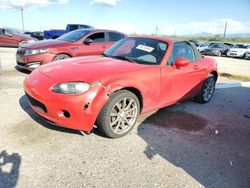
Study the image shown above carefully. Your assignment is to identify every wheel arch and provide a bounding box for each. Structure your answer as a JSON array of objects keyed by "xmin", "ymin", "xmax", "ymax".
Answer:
[
  {"xmin": 53, "ymin": 53, "xmax": 72, "ymax": 61},
  {"xmin": 109, "ymin": 86, "xmax": 143, "ymax": 113},
  {"xmin": 210, "ymin": 70, "xmax": 218, "ymax": 81}
]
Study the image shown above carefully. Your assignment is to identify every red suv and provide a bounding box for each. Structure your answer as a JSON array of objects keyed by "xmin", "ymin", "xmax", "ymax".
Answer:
[
  {"xmin": 0, "ymin": 27, "xmax": 36, "ymax": 47},
  {"xmin": 16, "ymin": 29, "xmax": 126, "ymax": 71}
]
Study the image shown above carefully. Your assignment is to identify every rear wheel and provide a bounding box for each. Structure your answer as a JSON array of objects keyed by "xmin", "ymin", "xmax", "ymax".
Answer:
[
  {"xmin": 195, "ymin": 74, "xmax": 216, "ymax": 103},
  {"xmin": 97, "ymin": 90, "xmax": 140, "ymax": 138},
  {"xmin": 53, "ymin": 54, "xmax": 70, "ymax": 61}
]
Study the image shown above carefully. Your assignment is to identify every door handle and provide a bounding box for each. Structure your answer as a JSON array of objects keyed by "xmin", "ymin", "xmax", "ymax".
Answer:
[
  {"xmin": 102, "ymin": 45, "xmax": 107, "ymax": 49},
  {"xmin": 193, "ymin": 65, "xmax": 200, "ymax": 70}
]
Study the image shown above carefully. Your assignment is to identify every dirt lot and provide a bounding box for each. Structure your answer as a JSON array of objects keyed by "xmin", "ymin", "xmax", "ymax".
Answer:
[{"xmin": 0, "ymin": 48, "xmax": 250, "ymax": 188}]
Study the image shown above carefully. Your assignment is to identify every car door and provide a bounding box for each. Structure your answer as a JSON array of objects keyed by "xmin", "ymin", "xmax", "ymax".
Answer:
[
  {"xmin": 77, "ymin": 32, "xmax": 108, "ymax": 56},
  {"xmin": 159, "ymin": 42, "xmax": 207, "ymax": 105}
]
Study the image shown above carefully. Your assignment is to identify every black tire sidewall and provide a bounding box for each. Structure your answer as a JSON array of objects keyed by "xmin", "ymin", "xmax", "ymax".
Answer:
[{"xmin": 201, "ymin": 76, "xmax": 215, "ymax": 103}]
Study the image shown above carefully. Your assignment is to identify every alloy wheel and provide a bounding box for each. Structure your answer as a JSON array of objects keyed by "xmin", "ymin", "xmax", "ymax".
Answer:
[
  {"xmin": 203, "ymin": 77, "xmax": 215, "ymax": 101},
  {"xmin": 109, "ymin": 97, "xmax": 138, "ymax": 135}
]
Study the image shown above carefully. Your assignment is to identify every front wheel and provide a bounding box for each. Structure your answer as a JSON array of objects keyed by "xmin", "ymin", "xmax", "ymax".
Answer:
[
  {"xmin": 19, "ymin": 40, "xmax": 27, "ymax": 46},
  {"xmin": 53, "ymin": 54, "xmax": 70, "ymax": 61},
  {"xmin": 97, "ymin": 90, "xmax": 140, "ymax": 138},
  {"xmin": 195, "ymin": 74, "xmax": 216, "ymax": 103}
]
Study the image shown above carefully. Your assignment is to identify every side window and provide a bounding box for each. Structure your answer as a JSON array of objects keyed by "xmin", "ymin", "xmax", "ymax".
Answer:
[
  {"xmin": 86, "ymin": 32, "xmax": 105, "ymax": 43},
  {"xmin": 0, "ymin": 29, "xmax": 6, "ymax": 35},
  {"xmin": 108, "ymin": 32, "xmax": 123, "ymax": 42},
  {"xmin": 68, "ymin": 25, "xmax": 78, "ymax": 31},
  {"xmin": 171, "ymin": 42, "xmax": 196, "ymax": 64}
]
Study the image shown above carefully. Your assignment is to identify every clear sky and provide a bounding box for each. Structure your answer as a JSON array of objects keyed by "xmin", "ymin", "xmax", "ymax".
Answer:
[{"xmin": 0, "ymin": 0, "xmax": 249, "ymax": 35}]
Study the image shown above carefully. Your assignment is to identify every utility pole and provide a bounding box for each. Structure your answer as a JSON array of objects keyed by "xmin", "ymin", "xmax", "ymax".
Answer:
[
  {"xmin": 223, "ymin": 20, "xmax": 227, "ymax": 38},
  {"xmin": 155, "ymin": 26, "xmax": 158, "ymax": 36},
  {"xmin": 20, "ymin": 6, "xmax": 25, "ymax": 32}
]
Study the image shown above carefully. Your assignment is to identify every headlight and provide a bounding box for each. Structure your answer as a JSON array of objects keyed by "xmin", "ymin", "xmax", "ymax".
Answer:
[
  {"xmin": 53, "ymin": 82, "xmax": 90, "ymax": 94},
  {"xmin": 25, "ymin": 49, "xmax": 48, "ymax": 56}
]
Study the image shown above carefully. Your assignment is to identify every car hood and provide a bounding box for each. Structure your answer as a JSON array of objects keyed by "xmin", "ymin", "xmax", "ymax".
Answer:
[
  {"xmin": 39, "ymin": 56, "xmax": 149, "ymax": 83},
  {"xmin": 23, "ymin": 39, "xmax": 70, "ymax": 49}
]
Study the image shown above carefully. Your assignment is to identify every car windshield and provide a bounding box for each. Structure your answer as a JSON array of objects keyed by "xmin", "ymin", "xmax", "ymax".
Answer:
[
  {"xmin": 57, "ymin": 29, "xmax": 91, "ymax": 42},
  {"xmin": 200, "ymin": 43, "xmax": 208, "ymax": 47},
  {"xmin": 210, "ymin": 44, "xmax": 219, "ymax": 48},
  {"xmin": 103, "ymin": 37, "xmax": 168, "ymax": 65},
  {"xmin": 6, "ymin": 27, "xmax": 28, "ymax": 37},
  {"xmin": 231, "ymin": 44, "xmax": 248, "ymax": 49}
]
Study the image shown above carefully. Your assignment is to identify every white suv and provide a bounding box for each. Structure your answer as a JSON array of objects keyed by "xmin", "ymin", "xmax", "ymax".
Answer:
[{"xmin": 227, "ymin": 44, "xmax": 250, "ymax": 58}]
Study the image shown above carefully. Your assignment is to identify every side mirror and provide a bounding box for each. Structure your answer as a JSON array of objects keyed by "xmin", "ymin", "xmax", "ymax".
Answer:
[
  {"xmin": 175, "ymin": 57, "xmax": 190, "ymax": 68},
  {"xmin": 7, "ymin": 33, "xmax": 13, "ymax": 37},
  {"xmin": 83, "ymin": 38, "xmax": 93, "ymax": 45}
]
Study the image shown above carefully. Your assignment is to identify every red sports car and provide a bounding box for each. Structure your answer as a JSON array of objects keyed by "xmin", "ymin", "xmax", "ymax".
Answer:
[
  {"xmin": 16, "ymin": 29, "xmax": 126, "ymax": 71},
  {"xmin": 24, "ymin": 36, "xmax": 217, "ymax": 138}
]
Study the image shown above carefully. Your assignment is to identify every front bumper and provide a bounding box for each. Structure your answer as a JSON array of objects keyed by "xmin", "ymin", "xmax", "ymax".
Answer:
[
  {"xmin": 23, "ymin": 70, "xmax": 109, "ymax": 131},
  {"xmin": 16, "ymin": 52, "xmax": 55, "ymax": 71}
]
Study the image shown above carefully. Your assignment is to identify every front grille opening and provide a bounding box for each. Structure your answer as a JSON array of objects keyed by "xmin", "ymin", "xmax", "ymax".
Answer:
[
  {"xmin": 17, "ymin": 62, "xmax": 26, "ymax": 66},
  {"xmin": 25, "ymin": 92, "xmax": 47, "ymax": 113},
  {"xmin": 17, "ymin": 48, "xmax": 26, "ymax": 56}
]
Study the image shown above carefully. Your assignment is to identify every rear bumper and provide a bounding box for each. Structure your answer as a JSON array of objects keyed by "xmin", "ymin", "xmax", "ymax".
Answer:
[{"xmin": 226, "ymin": 52, "xmax": 244, "ymax": 58}]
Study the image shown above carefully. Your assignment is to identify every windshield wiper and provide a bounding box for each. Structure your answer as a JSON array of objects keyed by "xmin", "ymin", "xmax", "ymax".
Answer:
[
  {"xmin": 112, "ymin": 55, "xmax": 137, "ymax": 63},
  {"xmin": 101, "ymin": 53, "xmax": 110, "ymax": 57}
]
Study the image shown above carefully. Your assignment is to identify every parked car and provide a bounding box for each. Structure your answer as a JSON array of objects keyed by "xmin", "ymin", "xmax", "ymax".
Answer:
[
  {"xmin": 203, "ymin": 43, "xmax": 229, "ymax": 56},
  {"xmin": 197, "ymin": 42, "xmax": 210, "ymax": 53},
  {"xmin": 0, "ymin": 27, "xmax": 37, "ymax": 47},
  {"xmin": 227, "ymin": 44, "xmax": 250, "ymax": 58},
  {"xmin": 189, "ymin": 40, "xmax": 200, "ymax": 47},
  {"xmin": 24, "ymin": 31, "xmax": 44, "ymax": 40},
  {"xmin": 245, "ymin": 51, "xmax": 250, "ymax": 60},
  {"xmin": 16, "ymin": 29, "xmax": 126, "ymax": 71},
  {"xmin": 24, "ymin": 36, "xmax": 217, "ymax": 138},
  {"xmin": 44, "ymin": 24, "xmax": 94, "ymax": 39}
]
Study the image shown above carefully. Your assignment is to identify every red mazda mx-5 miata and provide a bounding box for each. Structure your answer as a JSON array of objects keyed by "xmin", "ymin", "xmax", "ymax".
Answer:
[{"xmin": 24, "ymin": 36, "xmax": 217, "ymax": 138}]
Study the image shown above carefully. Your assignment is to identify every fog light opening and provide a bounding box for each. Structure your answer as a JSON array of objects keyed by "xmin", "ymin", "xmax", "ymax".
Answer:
[
  {"xmin": 63, "ymin": 110, "xmax": 70, "ymax": 118},
  {"xmin": 27, "ymin": 62, "xmax": 41, "ymax": 69}
]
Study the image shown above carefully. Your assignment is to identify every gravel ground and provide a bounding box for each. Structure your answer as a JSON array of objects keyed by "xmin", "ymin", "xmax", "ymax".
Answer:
[
  {"xmin": 0, "ymin": 48, "xmax": 250, "ymax": 188},
  {"xmin": 212, "ymin": 56, "xmax": 250, "ymax": 77}
]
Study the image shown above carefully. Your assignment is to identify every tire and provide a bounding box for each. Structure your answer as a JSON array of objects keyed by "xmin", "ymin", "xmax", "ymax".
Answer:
[
  {"xmin": 97, "ymin": 90, "xmax": 140, "ymax": 138},
  {"xmin": 53, "ymin": 54, "xmax": 70, "ymax": 61},
  {"xmin": 19, "ymin": 40, "xmax": 27, "ymax": 47},
  {"xmin": 195, "ymin": 74, "xmax": 216, "ymax": 103}
]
